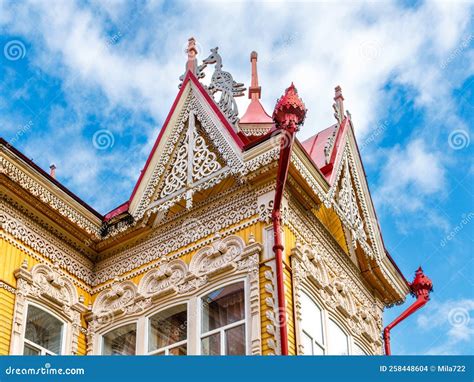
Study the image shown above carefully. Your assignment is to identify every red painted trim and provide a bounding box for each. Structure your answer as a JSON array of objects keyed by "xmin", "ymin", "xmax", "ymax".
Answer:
[
  {"xmin": 129, "ymin": 71, "xmax": 245, "ymax": 204},
  {"xmin": 272, "ymin": 128, "xmax": 298, "ymax": 355},
  {"xmin": 103, "ymin": 201, "xmax": 130, "ymax": 222},
  {"xmin": 292, "ymin": 138, "xmax": 331, "ymax": 187},
  {"xmin": 187, "ymin": 73, "xmax": 245, "ymax": 150},
  {"xmin": 347, "ymin": 123, "xmax": 409, "ymax": 286},
  {"xmin": 0, "ymin": 138, "xmax": 103, "ymax": 219}
]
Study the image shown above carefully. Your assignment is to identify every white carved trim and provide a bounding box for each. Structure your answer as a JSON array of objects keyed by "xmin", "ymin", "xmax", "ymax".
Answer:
[
  {"xmin": 291, "ymin": 244, "xmax": 383, "ymax": 354},
  {"xmin": 10, "ymin": 261, "xmax": 87, "ymax": 355},
  {"xmin": 87, "ymin": 235, "xmax": 262, "ymax": 355}
]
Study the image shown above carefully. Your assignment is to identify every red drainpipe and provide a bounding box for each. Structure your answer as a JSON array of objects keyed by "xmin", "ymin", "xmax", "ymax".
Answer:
[
  {"xmin": 383, "ymin": 267, "xmax": 433, "ymax": 355},
  {"xmin": 271, "ymin": 83, "xmax": 307, "ymax": 355}
]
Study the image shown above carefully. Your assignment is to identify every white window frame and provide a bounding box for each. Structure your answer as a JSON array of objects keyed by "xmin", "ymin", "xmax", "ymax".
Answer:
[
  {"xmin": 145, "ymin": 302, "xmax": 189, "ymax": 356},
  {"xmin": 197, "ymin": 279, "xmax": 249, "ymax": 355},
  {"xmin": 299, "ymin": 291, "xmax": 326, "ymax": 355},
  {"xmin": 297, "ymin": 287, "xmax": 371, "ymax": 356},
  {"xmin": 100, "ymin": 322, "xmax": 139, "ymax": 356},
  {"xmin": 21, "ymin": 302, "xmax": 66, "ymax": 356}
]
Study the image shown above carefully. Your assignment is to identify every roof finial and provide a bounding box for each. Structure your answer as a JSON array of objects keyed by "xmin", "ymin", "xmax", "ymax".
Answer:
[
  {"xmin": 179, "ymin": 37, "xmax": 205, "ymax": 87},
  {"xmin": 239, "ymin": 50, "xmax": 273, "ymax": 132},
  {"xmin": 273, "ymin": 83, "xmax": 307, "ymax": 132},
  {"xmin": 186, "ymin": 37, "xmax": 198, "ymax": 75},
  {"xmin": 249, "ymin": 51, "xmax": 261, "ymax": 100},
  {"xmin": 333, "ymin": 85, "xmax": 345, "ymax": 125}
]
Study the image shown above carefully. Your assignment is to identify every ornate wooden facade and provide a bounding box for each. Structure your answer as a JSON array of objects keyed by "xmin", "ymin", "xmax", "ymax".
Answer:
[{"xmin": 0, "ymin": 41, "xmax": 409, "ymax": 356}]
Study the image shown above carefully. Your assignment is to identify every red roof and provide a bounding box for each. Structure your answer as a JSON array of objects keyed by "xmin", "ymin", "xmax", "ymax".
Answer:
[
  {"xmin": 301, "ymin": 124, "xmax": 337, "ymax": 170},
  {"xmin": 240, "ymin": 99, "xmax": 273, "ymax": 124}
]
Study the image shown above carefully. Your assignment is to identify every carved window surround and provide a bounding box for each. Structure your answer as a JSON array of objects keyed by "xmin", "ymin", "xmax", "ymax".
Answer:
[
  {"xmin": 86, "ymin": 234, "xmax": 262, "ymax": 355},
  {"xmin": 290, "ymin": 243, "xmax": 382, "ymax": 355},
  {"xmin": 10, "ymin": 261, "xmax": 88, "ymax": 355}
]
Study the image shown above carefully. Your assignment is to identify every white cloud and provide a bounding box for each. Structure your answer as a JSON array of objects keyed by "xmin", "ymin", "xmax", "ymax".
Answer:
[
  {"xmin": 2, "ymin": 1, "xmax": 473, "ymax": 137},
  {"xmin": 374, "ymin": 138, "xmax": 447, "ymax": 212},
  {"xmin": 0, "ymin": 0, "xmax": 472, "ymax": 213},
  {"xmin": 417, "ymin": 298, "xmax": 474, "ymax": 355}
]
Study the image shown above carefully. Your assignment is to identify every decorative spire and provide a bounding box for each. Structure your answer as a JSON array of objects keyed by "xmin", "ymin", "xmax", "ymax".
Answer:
[
  {"xmin": 324, "ymin": 85, "xmax": 346, "ymax": 164},
  {"xmin": 179, "ymin": 37, "xmax": 205, "ymax": 86},
  {"xmin": 186, "ymin": 37, "xmax": 198, "ymax": 75},
  {"xmin": 239, "ymin": 51, "xmax": 273, "ymax": 132},
  {"xmin": 249, "ymin": 51, "xmax": 261, "ymax": 100},
  {"xmin": 333, "ymin": 85, "xmax": 345, "ymax": 124},
  {"xmin": 273, "ymin": 83, "xmax": 307, "ymax": 132}
]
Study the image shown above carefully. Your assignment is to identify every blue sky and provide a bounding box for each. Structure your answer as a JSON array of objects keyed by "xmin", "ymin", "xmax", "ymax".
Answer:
[{"xmin": 1, "ymin": 0, "xmax": 472, "ymax": 355}]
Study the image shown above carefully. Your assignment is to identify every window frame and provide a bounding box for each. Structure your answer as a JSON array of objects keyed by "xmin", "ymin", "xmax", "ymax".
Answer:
[
  {"xmin": 94, "ymin": 278, "xmax": 252, "ymax": 356},
  {"xmin": 145, "ymin": 302, "xmax": 189, "ymax": 356},
  {"xmin": 197, "ymin": 279, "xmax": 249, "ymax": 356},
  {"xmin": 299, "ymin": 291, "xmax": 326, "ymax": 355},
  {"xmin": 326, "ymin": 317, "xmax": 350, "ymax": 356},
  {"xmin": 100, "ymin": 322, "xmax": 139, "ymax": 356},
  {"xmin": 296, "ymin": 286, "xmax": 371, "ymax": 356},
  {"xmin": 21, "ymin": 302, "xmax": 66, "ymax": 356}
]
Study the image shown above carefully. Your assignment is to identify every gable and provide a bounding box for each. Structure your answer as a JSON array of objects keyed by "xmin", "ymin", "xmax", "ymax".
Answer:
[
  {"xmin": 128, "ymin": 73, "xmax": 245, "ymax": 221},
  {"xmin": 327, "ymin": 132, "xmax": 379, "ymax": 261},
  {"xmin": 321, "ymin": 126, "xmax": 409, "ymax": 301}
]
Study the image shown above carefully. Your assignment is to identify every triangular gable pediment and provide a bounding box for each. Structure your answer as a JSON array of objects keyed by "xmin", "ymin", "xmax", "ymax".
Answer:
[
  {"xmin": 326, "ymin": 127, "xmax": 383, "ymax": 262},
  {"xmin": 129, "ymin": 73, "xmax": 244, "ymax": 221}
]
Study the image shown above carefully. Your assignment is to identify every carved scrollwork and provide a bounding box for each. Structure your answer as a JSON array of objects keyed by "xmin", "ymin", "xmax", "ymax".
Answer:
[
  {"xmin": 329, "ymin": 277, "xmax": 356, "ymax": 318},
  {"xmin": 291, "ymin": 241, "xmax": 329, "ymax": 290},
  {"xmin": 138, "ymin": 259, "xmax": 189, "ymax": 298},
  {"xmin": 92, "ymin": 279, "xmax": 137, "ymax": 317},
  {"xmin": 189, "ymin": 234, "xmax": 245, "ymax": 277},
  {"xmin": 11, "ymin": 261, "xmax": 86, "ymax": 355}
]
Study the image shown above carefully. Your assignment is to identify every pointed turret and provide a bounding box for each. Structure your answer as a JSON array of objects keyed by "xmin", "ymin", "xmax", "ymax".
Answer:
[{"xmin": 239, "ymin": 51, "xmax": 273, "ymax": 136}]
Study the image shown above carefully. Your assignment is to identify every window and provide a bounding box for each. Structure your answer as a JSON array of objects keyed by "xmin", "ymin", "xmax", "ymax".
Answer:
[
  {"xmin": 23, "ymin": 305, "xmax": 64, "ymax": 355},
  {"xmin": 200, "ymin": 282, "xmax": 246, "ymax": 355},
  {"xmin": 327, "ymin": 319, "xmax": 349, "ymax": 355},
  {"xmin": 353, "ymin": 343, "xmax": 367, "ymax": 355},
  {"xmin": 148, "ymin": 304, "xmax": 187, "ymax": 355},
  {"xmin": 102, "ymin": 323, "xmax": 137, "ymax": 355},
  {"xmin": 300, "ymin": 292, "xmax": 325, "ymax": 355}
]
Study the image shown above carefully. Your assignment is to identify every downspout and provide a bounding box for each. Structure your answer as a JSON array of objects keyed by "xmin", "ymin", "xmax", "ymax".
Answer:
[
  {"xmin": 383, "ymin": 267, "xmax": 433, "ymax": 355},
  {"xmin": 271, "ymin": 83, "xmax": 307, "ymax": 355}
]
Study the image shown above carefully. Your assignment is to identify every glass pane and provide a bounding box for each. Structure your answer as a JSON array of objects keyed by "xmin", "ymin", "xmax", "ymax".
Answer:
[
  {"xmin": 152, "ymin": 351, "xmax": 165, "ymax": 356},
  {"xmin": 301, "ymin": 331, "xmax": 313, "ymax": 355},
  {"xmin": 169, "ymin": 344, "xmax": 187, "ymax": 356},
  {"xmin": 327, "ymin": 320, "xmax": 349, "ymax": 355},
  {"xmin": 102, "ymin": 324, "xmax": 137, "ymax": 355},
  {"xmin": 148, "ymin": 304, "xmax": 187, "ymax": 352},
  {"xmin": 353, "ymin": 343, "xmax": 367, "ymax": 355},
  {"xmin": 313, "ymin": 343, "xmax": 324, "ymax": 355},
  {"xmin": 201, "ymin": 282, "xmax": 245, "ymax": 333},
  {"xmin": 201, "ymin": 333, "xmax": 220, "ymax": 355},
  {"xmin": 25, "ymin": 305, "xmax": 63, "ymax": 354},
  {"xmin": 23, "ymin": 342, "xmax": 41, "ymax": 355},
  {"xmin": 300, "ymin": 292, "xmax": 323, "ymax": 345},
  {"xmin": 225, "ymin": 324, "xmax": 245, "ymax": 355}
]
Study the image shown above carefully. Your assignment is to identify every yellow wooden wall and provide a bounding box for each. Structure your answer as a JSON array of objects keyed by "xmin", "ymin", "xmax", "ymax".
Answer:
[
  {"xmin": 0, "ymin": 288, "xmax": 15, "ymax": 355},
  {"xmin": 1, "ymin": 219, "xmax": 303, "ymax": 356},
  {"xmin": 0, "ymin": 235, "xmax": 91, "ymax": 355}
]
